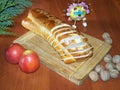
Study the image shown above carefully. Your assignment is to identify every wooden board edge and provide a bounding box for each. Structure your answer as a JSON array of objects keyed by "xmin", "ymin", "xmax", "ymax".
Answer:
[
  {"xmin": 13, "ymin": 31, "xmax": 112, "ymax": 86},
  {"xmin": 71, "ymin": 42, "xmax": 112, "ymax": 82}
]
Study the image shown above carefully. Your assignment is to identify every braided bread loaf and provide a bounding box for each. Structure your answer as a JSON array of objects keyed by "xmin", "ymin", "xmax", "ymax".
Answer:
[{"xmin": 22, "ymin": 8, "xmax": 93, "ymax": 64}]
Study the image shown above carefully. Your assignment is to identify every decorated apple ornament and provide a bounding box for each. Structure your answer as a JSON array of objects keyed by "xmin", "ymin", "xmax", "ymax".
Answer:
[
  {"xmin": 65, "ymin": 1, "xmax": 90, "ymax": 28},
  {"xmin": 5, "ymin": 43, "xmax": 25, "ymax": 64},
  {"xmin": 19, "ymin": 49, "xmax": 40, "ymax": 73}
]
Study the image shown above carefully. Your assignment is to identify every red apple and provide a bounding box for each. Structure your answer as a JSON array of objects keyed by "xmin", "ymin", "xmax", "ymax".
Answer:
[
  {"xmin": 6, "ymin": 43, "xmax": 25, "ymax": 64},
  {"xmin": 19, "ymin": 50, "xmax": 40, "ymax": 73}
]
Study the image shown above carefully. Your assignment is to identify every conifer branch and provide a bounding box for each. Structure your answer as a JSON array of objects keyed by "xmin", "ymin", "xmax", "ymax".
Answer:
[{"xmin": 0, "ymin": 0, "xmax": 32, "ymax": 35}]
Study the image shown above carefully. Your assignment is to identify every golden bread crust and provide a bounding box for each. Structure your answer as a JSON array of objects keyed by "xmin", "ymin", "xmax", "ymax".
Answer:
[{"xmin": 22, "ymin": 8, "xmax": 93, "ymax": 64}]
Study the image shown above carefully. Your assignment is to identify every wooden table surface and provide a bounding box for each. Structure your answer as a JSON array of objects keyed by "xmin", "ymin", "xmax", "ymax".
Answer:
[{"xmin": 0, "ymin": 0, "xmax": 120, "ymax": 90}]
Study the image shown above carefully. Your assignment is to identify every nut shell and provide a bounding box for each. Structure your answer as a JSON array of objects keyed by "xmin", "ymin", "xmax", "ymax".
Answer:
[
  {"xmin": 102, "ymin": 32, "xmax": 112, "ymax": 44},
  {"xmin": 116, "ymin": 63, "xmax": 120, "ymax": 71},
  {"xmin": 112, "ymin": 55, "xmax": 120, "ymax": 64},
  {"xmin": 100, "ymin": 70, "xmax": 110, "ymax": 81},
  {"xmin": 89, "ymin": 71, "xmax": 99, "ymax": 82},
  {"xmin": 104, "ymin": 54, "xmax": 112, "ymax": 63},
  {"xmin": 109, "ymin": 69, "xmax": 119, "ymax": 78},
  {"xmin": 95, "ymin": 64, "xmax": 104, "ymax": 73},
  {"xmin": 105, "ymin": 62, "xmax": 115, "ymax": 70}
]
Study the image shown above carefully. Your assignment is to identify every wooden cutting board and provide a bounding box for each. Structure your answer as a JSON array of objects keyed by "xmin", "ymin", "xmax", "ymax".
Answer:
[{"xmin": 14, "ymin": 31, "xmax": 111, "ymax": 85}]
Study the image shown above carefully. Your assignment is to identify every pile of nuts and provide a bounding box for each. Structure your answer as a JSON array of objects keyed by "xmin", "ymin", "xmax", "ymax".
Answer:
[{"xmin": 89, "ymin": 32, "xmax": 120, "ymax": 82}]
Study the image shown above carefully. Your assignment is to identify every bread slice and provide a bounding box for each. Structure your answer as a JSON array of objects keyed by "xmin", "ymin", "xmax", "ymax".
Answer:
[{"xmin": 21, "ymin": 8, "xmax": 93, "ymax": 64}]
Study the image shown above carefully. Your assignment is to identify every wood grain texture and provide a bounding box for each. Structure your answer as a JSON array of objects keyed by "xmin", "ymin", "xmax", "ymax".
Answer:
[
  {"xmin": 13, "ymin": 31, "xmax": 111, "ymax": 85},
  {"xmin": 0, "ymin": 0, "xmax": 120, "ymax": 90}
]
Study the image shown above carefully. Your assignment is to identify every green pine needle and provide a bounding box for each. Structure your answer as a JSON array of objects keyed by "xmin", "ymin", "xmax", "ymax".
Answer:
[
  {"xmin": 0, "ymin": 0, "xmax": 32, "ymax": 35},
  {"xmin": 0, "ymin": 29, "xmax": 17, "ymax": 36}
]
